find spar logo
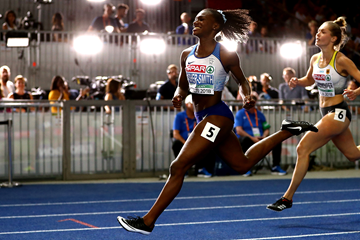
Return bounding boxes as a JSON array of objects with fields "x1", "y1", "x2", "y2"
[
  {"x1": 186, "y1": 64, "x2": 206, "y2": 73},
  {"x1": 313, "y1": 74, "x2": 326, "y2": 81}
]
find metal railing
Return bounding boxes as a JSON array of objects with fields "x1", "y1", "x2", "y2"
[{"x1": 0, "y1": 99, "x2": 358, "y2": 181}]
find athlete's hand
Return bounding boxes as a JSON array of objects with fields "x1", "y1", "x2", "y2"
[
  {"x1": 343, "y1": 89, "x2": 358, "y2": 101},
  {"x1": 172, "y1": 94, "x2": 183, "y2": 109},
  {"x1": 243, "y1": 95, "x2": 255, "y2": 110},
  {"x1": 289, "y1": 77, "x2": 298, "y2": 89}
]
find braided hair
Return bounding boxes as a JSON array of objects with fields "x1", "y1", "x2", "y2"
[{"x1": 206, "y1": 8, "x2": 252, "y2": 43}]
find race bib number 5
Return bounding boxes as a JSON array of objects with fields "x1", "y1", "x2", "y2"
[
  {"x1": 334, "y1": 108, "x2": 346, "y2": 122},
  {"x1": 201, "y1": 122, "x2": 220, "y2": 142}
]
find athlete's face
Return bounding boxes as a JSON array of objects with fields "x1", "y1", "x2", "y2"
[
  {"x1": 315, "y1": 23, "x2": 336, "y2": 48},
  {"x1": 193, "y1": 10, "x2": 217, "y2": 37}
]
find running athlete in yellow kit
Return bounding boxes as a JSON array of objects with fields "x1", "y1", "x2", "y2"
[{"x1": 267, "y1": 17, "x2": 360, "y2": 212}]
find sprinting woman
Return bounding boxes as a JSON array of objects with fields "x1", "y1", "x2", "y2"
[
  {"x1": 117, "y1": 8, "x2": 318, "y2": 234},
  {"x1": 267, "y1": 17, "x2": 360, "y2": 212}
]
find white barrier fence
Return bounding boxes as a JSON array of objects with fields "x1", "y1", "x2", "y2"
[{"x1": 0, "y1": 99, "x2": 358, "y2": 181}]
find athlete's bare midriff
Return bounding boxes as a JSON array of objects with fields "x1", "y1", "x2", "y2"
[{"x1": 192, "y1": 91, "x2": 222, "y2": 112}]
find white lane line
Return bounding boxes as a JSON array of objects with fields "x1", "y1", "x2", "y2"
[
  {"x1": 235, "y1": 230, "x2": 360, "y2": 240},
  {"x1": 1, "y1": 189, "x2": 359, "y2": 208},
  {"x1": 1, "y1": 199, "x2": 360, "y2": 219},
  {"x1": 1, "y1": 212, "x2": 360, "y2": 235}
]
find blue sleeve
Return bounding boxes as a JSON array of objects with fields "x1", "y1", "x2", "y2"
[
  {"x1": 176, "y1": 25, "x2": 184, "y2": 34},
  {"x1": 173, "y1": 113, "x2": 182, "y2": 131},
  {"x1": 234, "y1": 110, "x2": 244, "y2": 128},
  {"x1": 258, "y1": 111, "x2": 267, "y2": 128}
]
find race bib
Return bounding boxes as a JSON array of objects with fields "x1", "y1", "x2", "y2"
[
  {"x1": 314, "y1": 78, "x2": 335, "y2": 97},
  {"x1": 186, "y1": 64, "x2": 215, "y2": 95},
  {"x1": 334, "y1": 108, "x2": 346, "y2": 122},
  {"x1": 201, "y1": 122, "x2": 220, "y2": 142}
]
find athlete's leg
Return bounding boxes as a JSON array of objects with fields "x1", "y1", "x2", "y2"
[
  {"x1": 331, "y1": 127, "x2": 360, "y2": 162},
  {"x1": 217, "y1": 130, "x2": 292, "y2": 173},
  {"x1": 283, "y1": 114, "x2": 350, "y2": 200},
  {"x1": 142, "y1": 115, "x2": 234, "y2": 227}
]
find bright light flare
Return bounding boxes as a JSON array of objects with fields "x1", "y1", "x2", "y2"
[
  {"x1": 140, "y1": 38, "x2": 166, "y2": 54},
  {"x1": 73, "y1": 35, "x2": 103, "y2": 55},
  {"x1": 220, "y1": 38, "x2": 238, "y2": 52},
  {"x1": 280, "y1": 41, "x2": 303, "y2": 59},
  {"x1": 140, "y1": 0, "x2": 161, "y2": 5},
  {"x1": 105, "y1": 25, "x2": 114, "y2": 33}
]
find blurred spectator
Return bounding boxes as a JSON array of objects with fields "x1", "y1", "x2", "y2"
[
  {"x1": 0, "y1": 65, "x2": 15, "y2": 98},
  {"x1": 115, "y1": 3, "x2": 129, "y2": 32},
  {"x1": 248, "y1": 21, "x2": 261, "y2": 38},
  {"x1": 234, "y1": 94, "x2": 286, "y2": 176},
  {"x1": 51, "y1": 12, "x2": 65, "y2": 42},
  {"x1": 258, "y1": 73, "x2": 279, "y2": 100},
  {"x1": 306, "y1": 20, "x2": 318, "y2": 46},
  {"x1": 104, "y1": 78, "x2": 125, "y2": 114},
  {"x1": 314, "y1": 5, "x2": 327, "y2": 23},
  {"x1": 237, "y1": 75, "x2": 259, "y2": 100},
  {"x1": 176, "y1": 12, "x2": 194, "y2": 45},
  {"x1": 127, "y1": 9, "x2": 150, "y2": 33},
  {"x1": 259, "y1": 26, "x2": 274, "y2": 53},
  {"x1": 48, "y1": 76, "x2": 86, "y2": 114},
  {"x1": 88, "y1": 3, "x2": 120, "y2": 33},
  {"x1": 279, "y1": 67, "x2": 309, "y2": 111},
  {"x1": 172, "y1": 95, "x2": 214, "y2": 177},
  {"x1": 8, "y1": 75, "x2": 33, "y2": 112},
  {"x1": 156, "y1": 64, "x2": 178, "y2": 100},
  {"x1": 48, "y1": 76, "x2": 69, "y2": 114},
  {"x1": 2, "y1": 10, "x2": 18, "y2": 30}
]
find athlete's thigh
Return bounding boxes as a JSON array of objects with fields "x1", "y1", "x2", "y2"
[
  {"x1": 175, "y1": 115, "x2": 233, "y2": 167},
  {"x1": 331, "y1": 127, "x2": 360, "y2": 161},
  {"x1": 298, "y1": 113, "x2": 349, "y2": 155},
  {"x1": 216, "y1": 131, "x2": 247, "y2": 167}
]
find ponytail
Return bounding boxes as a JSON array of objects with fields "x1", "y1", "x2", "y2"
[{"x1": 207, "y1": 8, "x2": 252, "y2": 42}]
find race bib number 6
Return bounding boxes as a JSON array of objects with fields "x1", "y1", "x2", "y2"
[
  {"x1": 334, "y1": 108, "x2": 346, "y2": 122},
  {"x1": 201, "y1": 122, "x2": 220, "y2": 142}
]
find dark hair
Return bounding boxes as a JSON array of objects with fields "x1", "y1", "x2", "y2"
[
  {"x1": 136, "y1": 8, "x2": 145, "y2": 14},
  {"x1": 52, "y1": 12, "x2": 64, "y2": 30},
  {"x1": 4, "y1": 10, "x2": 16, "y2": 25},
  {"x1": 206, "y1": 8, "x2": 252, "y2": 42},
  {"x1": 325, "y1": 16, "x2": 348, "y2": 51},
  {"x1": 50, "y1": 76, "x2": 65, "y2": 91},
  {"x1": 117, "y1": 3, "x2": 129, "y2": 10}
]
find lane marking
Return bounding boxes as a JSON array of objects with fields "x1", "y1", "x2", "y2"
[
  {"x1": 1, "y1": 188, "x2": 359, "y2": 208},
  {"x1": 235, "y1": 230, "x2": 360, "y2": 240},
  {"x1": 58, "y1": 218, "x2": 98, "y2": 228},
  {"x1": 0, "y1": 212, "x2": 360, "y2": 235},
  {"x1": 1, "y1": 199, "x2": 360, "y2": 219}
]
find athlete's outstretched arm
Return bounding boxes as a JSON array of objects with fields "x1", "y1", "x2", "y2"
[
  {"x1": 221, "y1": 49, "x2": 254, "y2": 109},
  {"x1": 173, "y1": 49, "x2": 191, "y2": 108},
  {"x1": 339, "y1": 55, "x2": 360, "y2": 100},
  {"x1": 289, "y1": 54, "x2": 316, "y2": 88}
]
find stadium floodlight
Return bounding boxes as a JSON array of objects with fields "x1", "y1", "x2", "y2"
[
  {"x1": 140, "y1": 38, "x2": 166, "y2": 55},
  {"x1": 140, "y1": 0, "x2": 162, "y2": 5},
  {"x1": 73, "y1": 35, "x2": 103, "y2": 55},
  {"x1": 280, "y1": 41, "x2": 303, "y2": 59}
]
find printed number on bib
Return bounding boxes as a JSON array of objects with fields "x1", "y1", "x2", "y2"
[
  {"x1": 334, "y1": 108, "x2": 346, "y2": 122},
  {"x1": 201, "y1": 122, "x2": 220, "y2": 142}
]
